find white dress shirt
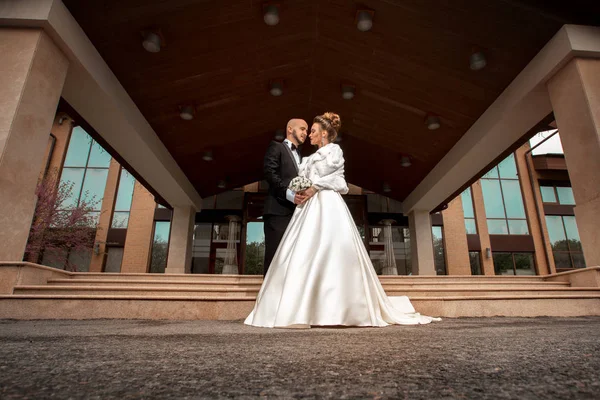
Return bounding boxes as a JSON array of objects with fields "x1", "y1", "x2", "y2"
[{"x1": 283, "y1": 139, "x2": 300, "y2": 203}]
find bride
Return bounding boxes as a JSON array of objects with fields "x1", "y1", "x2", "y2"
[{"x1": 245, "y1": 112, "x2": 440, "y2": 328}]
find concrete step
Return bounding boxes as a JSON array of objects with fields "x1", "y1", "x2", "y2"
[
  {"x1": 14, "y1": 285, "x2": 599, "y2": 298},
  {"x1": 46, "y1": 278, "x2": 570, "y2": 289},
  {"x1": 1, "y1": 294, "x2": 599, "y2": 319},
  {"x1": 67, "y1": 273, "x2": 263, "y2": 283}
]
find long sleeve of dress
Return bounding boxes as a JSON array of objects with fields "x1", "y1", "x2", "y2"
[{"x1": 310, "y1": 145, "x2": 349, "y2": 194}]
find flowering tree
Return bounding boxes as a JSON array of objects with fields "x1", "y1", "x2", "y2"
[{"x1": 25, "y1": 169, "x2": 99, "y2": 271}]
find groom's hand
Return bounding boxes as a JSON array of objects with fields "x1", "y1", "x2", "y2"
[{"x1": 294, "y1": 193, "x2": 307, "y2": 205}]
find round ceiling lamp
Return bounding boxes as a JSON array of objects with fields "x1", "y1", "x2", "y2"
[
  {"x1": 341, "y1": 84, "x2": 355, "y2": 100},
  {"x1": 179, "y1": 105, "x2": 195, "y2": 121},
  {"x1": 269, "y1": 81, "x2": 283, "y2": 96},
  {"x1": 469, "y1": 51, "x2": 487, "y2": 71},
  {"x1": 425, "y1": 115, "x2": 441, "y2": 130},
  {"x1": 202, "y1": 151, "x2": 213, "y2": 161},
  {"x1": 217, "y1": 180, "x2": 227, "y2": 189},
  {"x1": 400, "y1": 156, "x2": 412, "y2": 168},
  {"x1": 263, "y1": 4, "x2": 280, "y2": 26},
  {"x1": 356, "y1": 10, "x2": 374, "y2": 32},
  {"x1": 142, "y1": 31, "x2": 162, "y2": 53},
  {"x1": 383, "y1": 183, "x2": 391, "y2": 193},
  {"x1": 274, "y1": 129, "x2": 285, "y2": 141}
]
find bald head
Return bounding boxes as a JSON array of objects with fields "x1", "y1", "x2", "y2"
[{"x1": 286, "y1": 118, "x2": 308, "y2": 146}]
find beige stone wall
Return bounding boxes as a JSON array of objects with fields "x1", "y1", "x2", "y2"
[
  {"x1": 121, "y1": 182, "x2": 156, "y2": 273},
  {"x1": 0, "y1": 28, "x2": 68, "y2": 261},
  {"x1": 441, "y1": 197, "x2": 471, "y2": 275}
]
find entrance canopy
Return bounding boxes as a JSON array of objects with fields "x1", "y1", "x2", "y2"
[{"x1": 3, "y1": 0, "x2": 600, "y2": 211}]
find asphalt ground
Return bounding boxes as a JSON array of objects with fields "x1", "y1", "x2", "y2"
[{"x1": 1, "y1": 317, "x2": 599, "y2": 399}]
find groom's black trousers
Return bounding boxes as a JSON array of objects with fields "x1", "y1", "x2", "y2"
[{"x1": 263, "y1": 214, "x2": 293, "y2": 276}]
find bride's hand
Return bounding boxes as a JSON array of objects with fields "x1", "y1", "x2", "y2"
[{"x1": 300, "y1": 187, "x2": 317, "y2": 204}]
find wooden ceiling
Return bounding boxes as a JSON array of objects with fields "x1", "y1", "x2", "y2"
[{"x1": 63, "y1": 0, "x2": 600, "y2": 201}]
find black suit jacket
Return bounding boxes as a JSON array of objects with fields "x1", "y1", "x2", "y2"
[{"x1": 263, "y1": 141, "x2": 300, "y2": 216}]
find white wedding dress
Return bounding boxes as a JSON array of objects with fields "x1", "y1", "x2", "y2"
[{"x1": 245, "y1": 143, "x2": 439, "y2": 328}]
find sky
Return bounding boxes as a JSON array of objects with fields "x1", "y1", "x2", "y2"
[
  {"x1": 529, "y1": 129, "x2": 563, "y2": 155},
  {"x1": 246, "y1": 222, "x2": 265, "y2": 244}
]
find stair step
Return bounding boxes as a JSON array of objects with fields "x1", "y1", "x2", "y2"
[{"x1": 14, "y1": 285, "x2": 600, "y2": 298}]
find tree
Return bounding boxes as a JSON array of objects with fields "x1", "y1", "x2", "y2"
[
  {"x1": 244, "y1": 241, "x2": 265, "y2": 275},
  {"x1": 25, "y1": 169, "x2": 99, "y2": 271}
]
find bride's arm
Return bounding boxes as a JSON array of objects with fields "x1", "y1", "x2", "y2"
[{"x1": 310, "y1": 146, "x2": 349, "y2": 194}]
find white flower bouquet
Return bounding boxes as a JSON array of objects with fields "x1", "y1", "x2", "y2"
[{"x1": 289, "y1": 176, "x2": 313, "y2": 192}]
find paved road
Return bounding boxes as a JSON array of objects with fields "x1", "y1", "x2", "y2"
[{"x1": 1, "y1": 317, "x2": 599, "y2": 399}]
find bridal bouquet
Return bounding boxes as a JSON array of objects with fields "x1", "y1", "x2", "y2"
[{"x1": 289, "y1": 176, "x2": 312, "y2": 192}]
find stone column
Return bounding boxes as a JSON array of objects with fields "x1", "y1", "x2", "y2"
[
  {"x1": 441, "y1": 197, "x2": 471, "y2": 275},
  {"x1": 222, "y1": 215, "x2": 241, "y2": 275},
  {"x1": 0, "y1": 28, "x2": 68, "y2": 261},
  {"x1": 408, "y1": 210, "x2": 436, "y2": 275},
  {"x1": 471, "y1": 182, "x2": 495, "y2": 275},
  {"x1": 380, "y1": 219, "x2": 398, "y2": 275},
  {"x1": 547, "y1": 58, "x2": 600, "y2": 268},
  {"x1": 165, "y1": 205, "x2": 196, "y2": 274},
  {"x1": 121, "y1": 182, "x2": 156, "y2": 273}
]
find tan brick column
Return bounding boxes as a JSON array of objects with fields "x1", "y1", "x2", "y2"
[
  {"x1": 441, "y1": 197, "x2": 471, "y2": 275},
  {"x1": 408, "y1": 210, "x2": 436, "y2": 275},
  {"x1": 89, "y1": 159, "x2": 121, "y2": 272},
  {"x1": 165, "y1": 205, "x2": 196, "y2": 274},
  {"x1": 0, "y1": 28, "x2": 68, "y2": 261},
  {"x1": 547, "y1": 58, "x2": 600, "y2": 268},
  {"x1": 121, "y1": 182, "x2": 156, "y2": 273},
  {"x1": 471, "y1": 182, "x2": 495, "y2": 275},
  {"x1": 514, "y1": 145, "x2": 553, "y2": 275}
]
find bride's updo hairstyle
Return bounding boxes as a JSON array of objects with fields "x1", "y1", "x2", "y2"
[{"x1": 314, "y1": 112, "x2": 341, "y2": 142}]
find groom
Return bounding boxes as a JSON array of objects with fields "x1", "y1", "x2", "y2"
[{"x1": 262, "y1": 118, "x2": 308, "y2": 275}]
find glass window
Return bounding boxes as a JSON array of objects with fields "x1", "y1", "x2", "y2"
[
  {"x1": 59, "y1": 167, "x2": 85, "y2": 209},
  {"x1": 431, "y1": 226, "x2": 446, "y2": 275},
  {"x1": 557, "y1": 187, "x2": 575, "y2": 205},
  {"x1": 149, "y1": 221, "x2": 171, "y2": 273},
  {"x1": 461, "y1": 189, "x2": 475, "y2": 218},
  {"x1": 481, "y1": 154, "x2": 528, "y2": 235},
  {"x1": 464, "y1": 219, "x2": 477, "y2": 235},
  {"x1": 63, "y1": 127, "x2": 92, "y2": 167},
  {"x1": 540, "y1": 186, "x2": 557, "y2": 203},
  {"x1": 104, "y1": 247, "x2": 124, "y2": 273},
  {"x1": 87, "y1": 141, "x2": 111, "y2": 168},
  {"x1": 487, "y1": 219, "x2": 508, "y2": 235},
  {"x1": 493, "y1": 252, "x2": 535, "y2": 275},
  {"x1": 498, "y1": 154, "x2": 518, "y2": 179},
  {"x1": 111, "y1": 211, "x2": 130, "y2": 229},
  {"x1": 114, "y1": 169, "x2": 136, "y2": 211},
  {"x1": 192, "y1": 223, "x2": 212, "y2": 274},
  {"x1": 545, "y1": 215, "x2": 585, "y2": 269},
  {"x1": 244, "y1": 222, "x2": 265, "y2": 275},
  {"x1": 80, "y1": 168, "x2": 108, "y2": 208},
  {"x1": 481, "y1": 180, "x2": 505, "y2": 218},
  {"x1": 469, "y1": 252, "x2": 482, "y2": 275}
]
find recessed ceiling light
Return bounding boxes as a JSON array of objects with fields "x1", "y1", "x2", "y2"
[
  {"x1": 470, "y1": 51, "x2": 487, "y2": 71},
  {"x1": 341, "y1": 84, "x2": 355, "y2": 100},
  {"x1": 274, "y1": 129, "x2": 285, "y2": 141},
  {"x1": 202, "y1": 151, "x2": 213, "y2": 161},
  {"x1": 263, "y1": 4, "x2": 280, "y2": 26},
  {"x1": 356, "y1": 10, "x2": 374, "y2": 32},
  {"x1": 425, "y1": 115, "x2": 441, "y2": 130},
  {"x1": 383, "y1": 183, "x2": 391, "y2": 193},
  {"x1": 269, "y1": 81, "x2": 283, "y2": 96},
  {"x1": 401, "y1": 156, "x2": 411, "y2": 168},
  {"x1": 142, "y1": 31, "x2": 161, "y2": 53},
  {"x1": 179, "y1": 105, "x2": 195, "y2": 120},
  {"x1": 217, "y1": 180, "x2": 226, "y2": 189}
]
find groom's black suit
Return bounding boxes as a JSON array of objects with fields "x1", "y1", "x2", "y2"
[{"x1": 263, "y1": 140, "x2": 300, "y2": 275}]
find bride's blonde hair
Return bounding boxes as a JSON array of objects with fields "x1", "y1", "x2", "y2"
[{"x1": 314, "y1": 112, "x2": 341, "y2": 142}]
